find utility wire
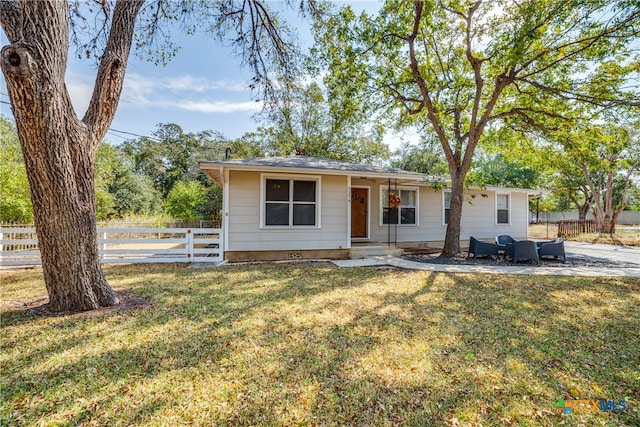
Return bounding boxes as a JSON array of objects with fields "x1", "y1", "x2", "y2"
[{"x1": 108, "y1": 128, "x2": 161, "y2": 142}]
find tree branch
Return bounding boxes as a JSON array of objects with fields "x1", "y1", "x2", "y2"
[
  {"x1": 83, "y1": 0, "x2": 144, "y2": 145},
  {"x1": 0, "y1": 0, "x2": 20, "y2": 42},
  {"x1": 407, "y1": 1, "x2": 453, "y2": 165}
]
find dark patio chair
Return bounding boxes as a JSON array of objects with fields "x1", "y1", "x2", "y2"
[
  {"x1": 537, "y1": 237, "x2": 566, "y2": 262},
  {"x1": 468, "y1": 236, "x2": 499, "y2": 259},
  {"x1": 535, "y1": 239, "x2": 554, "y2": 249},
  {"x1": 495, "y1": 235, "x2": 518, "y2": 255},
  {"x1": 505, "y1": 240, "x2": 539, "y2": 264}
]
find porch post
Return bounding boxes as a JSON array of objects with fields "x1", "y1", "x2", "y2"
[
  {"x1": 387, "y1": 178, "x2": 391, "y2": 247},
  {"x1": 346, "y1": 175, "x2": 352, "y2": 249}
]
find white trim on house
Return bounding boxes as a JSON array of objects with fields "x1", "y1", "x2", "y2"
[
  {"x1": 223, "y1": 168, "x2": 230, "y2": 253},
  {"x1": 259, "y1": 173, "x2": 322, "y2": 229},
  {"x1": 379, "y1": 186, "x2": 420, "y2": 227},
  {"x1": 495, "y1": 192, "x2": 511, "y2": 225},
  {"x1": 351, "y1": 185, "x2": 371, "y2": 241}
]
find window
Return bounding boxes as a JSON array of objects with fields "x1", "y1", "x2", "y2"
[
  {"x1": 443, "y1": 191, "x2": 451, "y2": 225},
  {"x1": 497, "y1": 194, "x2": 509, "y2": 224},
  {"x1": 381, "y1": 188, "x2": 418, "y2": 225},
  {"x1": 264, "y1": 177, "x2": 318, "y2": 227}
]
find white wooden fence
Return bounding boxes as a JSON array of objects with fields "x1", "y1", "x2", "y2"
[{"x1": 0, "y1": 227, "x2": 223, "y2": 267}]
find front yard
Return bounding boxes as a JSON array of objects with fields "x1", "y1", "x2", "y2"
[{"x1": 1, "y1": 264, "x2": 639, "y2": 426}]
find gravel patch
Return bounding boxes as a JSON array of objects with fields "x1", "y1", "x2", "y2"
[{"x1": 402, "y1": 253, "x2": 638, "y2": 269}]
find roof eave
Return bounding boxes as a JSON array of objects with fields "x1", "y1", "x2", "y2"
[{"x1": 199, "y1": 161, "x2": 428, "y2": 182}]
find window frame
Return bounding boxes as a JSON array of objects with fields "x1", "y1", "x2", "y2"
[
  {"x1": 260, "y1": 173, "x2": 321, "y2": 229},
  {"x1": 496, "y1": 193, "x2": 510, "y2": 225},
  {"x1": 379, "y1": 186, "x2": 419, "y2": 226}
]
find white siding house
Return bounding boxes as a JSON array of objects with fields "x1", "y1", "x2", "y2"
[{"x1": 200, "y1": 156, "x2": 536, "y2": 261}]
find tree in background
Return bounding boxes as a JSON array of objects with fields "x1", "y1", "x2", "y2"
[
  {"x1": 0, "y1": 1, "x2": 313, "y2": 312},
  {"x1": 558, "y1": 121, "x2": 639, "y2": 233},
  {"x1": 0, "y1": 116, "x2": 32, "y2": 223},
  {"x1": 257, "y1": 82, "x2": 390, "y2": 163},
  {"x1": 391, "y1": 139, "x2": 448, "y2": 177},
  {"x1": 121, "y1": 123, "x2": 229, "y2": 197},
  {"x1": 466, "y1": 153, "x2": 539, "y2": 190},
  {"x1": 95, "y1": 143, "x2": 162, "y2": 219},
  {"x1": 164, "y1": 180, "x2": 209, "y2": 221},
  {"x1": 315, "y1": 0, "x2": 639, "y2": 256}
]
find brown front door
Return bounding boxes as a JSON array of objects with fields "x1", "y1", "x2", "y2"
[{"x1": 351, "y1": 188, "x2": 368, "y2": 238}]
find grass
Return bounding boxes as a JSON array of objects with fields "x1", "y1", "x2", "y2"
[
  {"x1": 1, "y1": 264, "x2": 639, "y2": 426},
  {"x1": 528, "y1": 223, "x2": 640, "y2": 246}
]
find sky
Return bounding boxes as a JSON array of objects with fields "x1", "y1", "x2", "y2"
[{"x1": 0, "y1": 1, "x2": 416, "y2": 152}]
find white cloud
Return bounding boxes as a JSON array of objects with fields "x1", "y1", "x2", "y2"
[
  {"x1": 165, "y1": 75, "x2": 247, "y2": 92},
  {"x1": 119, "y1": 72, "x2": 251, "y2": 111},
  {"x1": 176, "y1": 100, "x2": 263, "y2": 113}
]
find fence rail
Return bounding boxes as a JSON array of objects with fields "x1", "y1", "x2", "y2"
[
  {"x1": 557, "y1": 220, "x2": 597, "y2": 238},
  {"x1": 0, "y1": 227, "x2": 223, "y2": 267}
]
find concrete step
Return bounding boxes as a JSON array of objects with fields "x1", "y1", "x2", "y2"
[{"x1": 349, "y1": 246, "x2": 404, "y2": 259}]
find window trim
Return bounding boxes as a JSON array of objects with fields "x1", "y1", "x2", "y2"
[
  {"x1": 496, "y1": 193, "x2": 511, "y2": 225},
  {"x1": 260, "y1": 173, "x2": 321, "y2": 229},
  {"x1": 379, "y1": 186, "x2": 419, "y2": 226}
]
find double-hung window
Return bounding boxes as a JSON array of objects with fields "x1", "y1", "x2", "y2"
[
  {"x1": 496, "y1": 194, "x2": 510, "y2": 224},
  {"x1": 381, "y1": 188, "x2": 418, "y2": 225},
  {"x1": 264, "y1": 177, "x2": 319, "y2": 227},
  {"x1": 443, "y1": 191, "x2": 451, "y2": 225}
]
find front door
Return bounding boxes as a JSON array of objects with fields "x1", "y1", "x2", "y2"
[{"x1": 351, "y1": 187, "x2": 368, "y2": 239}]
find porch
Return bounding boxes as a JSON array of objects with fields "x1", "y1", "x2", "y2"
[{"x1": 349, "y1": 241, "x2": 444, "y2": 259}]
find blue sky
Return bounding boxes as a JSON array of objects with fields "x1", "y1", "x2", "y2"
[{"x1": 0, "y1": 2, "x2": 415, "y2": 151}]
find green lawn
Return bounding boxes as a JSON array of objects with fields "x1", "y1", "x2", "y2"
[{"x1": 1, "y1": 264, "x2": 639, "y2": 426}]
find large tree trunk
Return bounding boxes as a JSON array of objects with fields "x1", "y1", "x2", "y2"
[
  {"x1": 1, "y1": 1, "x2": 142, "y2": 312},
  {"x1": 442, "y1": 175, "x2": 465, "y2": 257}
]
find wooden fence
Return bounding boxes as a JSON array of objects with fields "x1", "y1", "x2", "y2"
[
  {"x1": 0, "y1": 227, "x2": 223, "y2": 267},
  {"x1": 557, "y1": 220, "x2": 597, "y2": 238}
]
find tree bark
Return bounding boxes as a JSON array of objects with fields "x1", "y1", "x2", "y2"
[
  {"x1": 1, "y1": 0, "x2": 142, "y2": 312},
  {"x1": 442, "y1": 174, "x2": 465, "y2": 256}
]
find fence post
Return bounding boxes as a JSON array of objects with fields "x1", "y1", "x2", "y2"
[
  {"x1": 100, "y1": 231, "x2": 107, "y2": 260},
  {"x1": 187, "y1": 229, "x2": 194, "y2": 262}
]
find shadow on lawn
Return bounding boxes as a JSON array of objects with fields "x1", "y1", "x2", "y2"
[{"x1": 1, "y1": 264, "x2": 639, "y2": 426}]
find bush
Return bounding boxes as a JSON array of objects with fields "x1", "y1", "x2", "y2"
[{"x1": 164, "y1": 180, "x2": 208, "y2": 220}]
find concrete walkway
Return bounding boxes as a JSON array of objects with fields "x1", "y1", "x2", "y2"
[
  {"x1": 564, "y1": 241, "x2": 640, "y2": 265},
  {"x1": 332, "y1": 242, "x2": 640, "y2": 277}
]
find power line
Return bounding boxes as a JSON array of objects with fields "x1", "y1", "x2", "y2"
[{"x1": 108, "y1": 128, "x2": 161, "y2": 142}]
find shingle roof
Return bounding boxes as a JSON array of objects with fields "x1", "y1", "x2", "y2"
[
  {"x1": 199, "y1": 156, "x2": 537, "y2": 194},
  {"x1": 201, "y1": 156, "x2": 425, "y2": 176},
  {"x1": 199, "y1": 156, "x2": 434, "y2": 186}
]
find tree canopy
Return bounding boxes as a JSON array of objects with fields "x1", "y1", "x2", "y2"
[{"x1": 314, "y1": 0, "x2": 640, "y2": 255}]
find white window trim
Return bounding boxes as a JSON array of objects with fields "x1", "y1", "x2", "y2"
[
  {"x1": 442, "y1": 190, "x2": 451, "y2": 226},
  {"x1": 495, "y1": 192, "x2": 511, "y2": 225},
  {"x1": 379, "y1": 186, "x2": 419, "y2": 226},
  {"x1": 260, "y1": 173, "x2": 321, "y2": 229}
]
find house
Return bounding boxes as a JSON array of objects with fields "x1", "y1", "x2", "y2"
[{"x1": 199, "y1": 156, "x2": 537, "y2": 262}]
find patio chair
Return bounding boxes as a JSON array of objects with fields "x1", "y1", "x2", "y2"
[
  {"x1": 505, "y1": 240, "x2": 539, "y2": 264},
  {"x1": 468, "y1": 236, "x2": 499, "y2": 259},
  {"x1": 495, "y1": 235, "x2": 518, "y2": 255},
  {"x1": 537, "y1": 237, "x2": 566, "y2": 262},
  {"x1": 535, "y1": 239, "x2": 554, "y2": 249}
]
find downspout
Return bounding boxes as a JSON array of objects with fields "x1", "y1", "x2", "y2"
[{"x1": 222, "y1": 167, "x2": 229, "y2": 257}]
